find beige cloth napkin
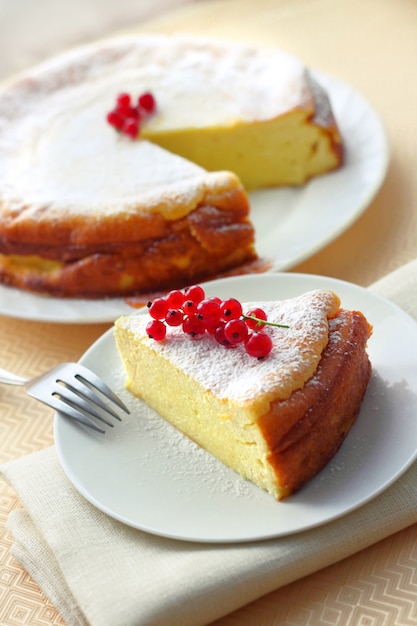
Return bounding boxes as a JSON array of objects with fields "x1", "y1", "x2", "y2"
[{"x1": 2, "y1": 259, "x2": 417, "y2": 626}]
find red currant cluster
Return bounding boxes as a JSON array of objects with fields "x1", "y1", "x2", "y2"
[
  {"x1": 145, "y1": 285, "x2": 287, "y2": 359},
  {"x1": 106, "y1": 91, "x2": 156, "y2": 139}
]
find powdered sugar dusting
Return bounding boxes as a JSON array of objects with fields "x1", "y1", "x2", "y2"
[
  {"x1": 117, "y1": 289, "x2": 341, "y2": 405},
  {"x1": 0, "y1": 78, "x2": 211, "y2": 219}
]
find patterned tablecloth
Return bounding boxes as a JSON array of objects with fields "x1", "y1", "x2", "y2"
[{"x1": 1, "y1": 0, "x2": 417, "y2": 624}]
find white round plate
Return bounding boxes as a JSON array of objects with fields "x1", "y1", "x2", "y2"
[
  {"x1": 0, "y1": 73, "x2": 388, "y2": 323},
  {"x1": 55, "y1": 273, "x2": 417, "y2": 543}
]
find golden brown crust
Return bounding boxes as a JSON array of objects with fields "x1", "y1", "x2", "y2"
[
  {"x1": 307, "y1": 75, "x2": 344, "y2": 172},
  {"x1": 0, "y1": 196, "x2": 256, "y2": 298},
  {"x1": 0, "y1": 168, "x2": 249, "y2": 246},
  {"x1": 258, "y1": 309, "x2": 372, "y2": 498}
]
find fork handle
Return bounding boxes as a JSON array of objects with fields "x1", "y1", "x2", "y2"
[{"x1": 0, "y1": 368, "x2": 26, "y2": 386}]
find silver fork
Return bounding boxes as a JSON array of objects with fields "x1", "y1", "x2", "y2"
[{"x1": 0, "y1": 362, "x2": 129, "y2": 433}]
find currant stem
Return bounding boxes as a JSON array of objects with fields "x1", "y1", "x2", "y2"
[{"x1": 242, "y1": 314, "x2": 289, "y2": 330}]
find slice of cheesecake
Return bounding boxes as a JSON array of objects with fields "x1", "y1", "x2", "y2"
[{"x1": 115, "y1": 289, "x2": 372, "y2": 499}]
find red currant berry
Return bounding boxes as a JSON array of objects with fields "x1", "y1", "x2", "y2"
[
  {"x1": 244, "y1": 307, "x2": 268, "y2": 330},
  {"x1": 122, "y1": 118, "x2": 139, "y2": 139},
  {"x1": 165, "y1": 308, "x2": 184, "y2": 326},
  {"x1": 214, "y1": 324, "x2": 232, "y2": 347},
  {"x1": 196, "y1": 299, "x2": 221, "y2": 327},
  {"x1": 116, "y1": 92, "x2": 131, "y2": 109},
  {"x1": 138, "y1": 92, "x2": 156, "y2": 113},
  {"x1": 220, "y1": 297, "x2": 243, "y2": 321},
  {"x1": 182, "y1": 315, "x2": 205, "y2": 337},
  {"x1": 106, "y1": 110, "x2": 124, "y2": 129},
  {"x1": 146, "y1": 319, "x2": 166, "y2": 340},
  {"x1": 166, "y1": 289, "x2": 185, "y2": 309},
  {"x1": 245, "y1": 332, "x2": 273, "y2": 358},
  {"x1": 204, "y1": 320, "x2": 220, "y2": 335},
  {"x1": 125, "y1": 105, "x2": 140, "y2": 120},
  {"x1": 182, "y1": 299, "x2": 198, "y2": 315},
  {"x1": 224, "y1": 319, "x2": 248, "y2": 344},
  {"x1": 184, "y1": 284, "x2": 205, "y2": 304},
  {"x1": 148, "y1": 297, "x2": 168, "y2": 320}
]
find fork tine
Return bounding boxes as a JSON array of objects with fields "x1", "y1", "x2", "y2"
[
  {"x1": 59, "y1": 406, "x2": 106, "y2": 433},
  {"x1": 51, "y1": 383, "x2": 117, "y2": 427},
  {"x1": 74, "y1": 364, "x2": 130, "y2": 414},
  {"x1": 39, "y1": 393, "x2": 107, "y2": 433},
  {"x1": 55, "y1": 376, "x2": 123, "y2": 421}
]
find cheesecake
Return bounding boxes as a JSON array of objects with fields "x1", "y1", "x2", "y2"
[
  {"x1": 114, "y1": 289, "x2": 372, "y2": 499},
  {"x1": 0, "y1": 34, "x2": 343, "y2": 298}
]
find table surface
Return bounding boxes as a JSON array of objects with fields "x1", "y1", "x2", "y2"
[{"x1": 1, "y1": 0, "x2": 417, "y2": 624}]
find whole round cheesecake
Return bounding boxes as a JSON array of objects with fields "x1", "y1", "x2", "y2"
[{"x1": 0, "y1": 34, "x2": 343, "y2": 298}]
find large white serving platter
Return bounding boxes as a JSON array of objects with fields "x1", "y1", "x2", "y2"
[
  {"x1": 0, "y1": 72, "x2": 388, "y2": 323},
  {"x1": 54, "y1": 273, "x2": 417, "y2": 543}
]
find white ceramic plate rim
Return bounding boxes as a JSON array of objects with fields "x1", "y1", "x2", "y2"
[
  {"x1": 0, "y1": 72, "x2": 388, "y2": 323},
  {"x1": 55, "y1": 273, "x2": 417, "y2": 543}
]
